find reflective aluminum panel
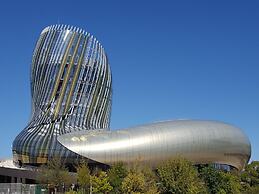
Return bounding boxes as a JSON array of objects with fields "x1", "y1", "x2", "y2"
[{"x1": 58, "y1": 120, "x2": 251, "y2": 170}]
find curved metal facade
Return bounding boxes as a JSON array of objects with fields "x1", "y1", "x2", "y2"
[
  {"x1": 58, "y1": 120, "x2": 251, "y2": 170},
  {"x1": 12, "y1": 24, "x2": 251, "y2": 170},
  {"x1": 13, "y1": 25, "x2": 112, "y2": 164}
]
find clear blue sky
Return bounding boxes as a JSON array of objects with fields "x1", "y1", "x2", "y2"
[{"x1": 0, "y1": 1, "x2": 258, "y2": 161}]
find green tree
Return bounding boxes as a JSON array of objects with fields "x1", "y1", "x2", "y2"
[
  {"x1": 241, "y1": 161, "x2": 259, "y2": 187},
  {"x1": 121, "y1": 164, "x2": 159, "y2": 194},
  {"x1": 91, "y1": 171, "x2": 113, "y2": 194},
  {"x1": 107, "y1": 162, "x2": 128, "y2": 193},
  {"x1": 199, "y1": 165, "x2": 222, "y2": 194},
  {"x1": 245, "y1": 186, "x2": 259, "y2": 194},
  {"x1": 200, "y1": 165, "x2": 241, "y2": 194},
  {"x1": 37, "y1": 157, "x2": 75, "y2": 192},
  {"x1": 141, "y1": 166, "x2": 159, "y2": 194},
  {"x1": 220, "y1": 171, "x2": 241, "y2": 194},
  {"x1": 240, "y1": 161, "x2": 259, "y2": 193},
  {"x1": 121, "y1": 169, "x2": 146, "y2": 194},
  {"x1": 157, "y1": 157, "x2": 207, "y2": 194},
  {"x1": 77, "y1": 162, "x2": 91, "y2": 193}
]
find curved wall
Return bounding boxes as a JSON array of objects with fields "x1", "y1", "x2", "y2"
[
  {"x1": 58, "y1": 120, "x2": 251, "y2": 170},
  {"x1": 12, "y1": 24, "x2": 251, "y2": 170},
  {"x1": 13, "y1": 25, "x2": 112, "y2": 164}
]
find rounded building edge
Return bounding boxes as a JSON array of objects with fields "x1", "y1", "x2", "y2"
[{"x1": 58, "y1": 120, "x2": 251, "y2": 171}]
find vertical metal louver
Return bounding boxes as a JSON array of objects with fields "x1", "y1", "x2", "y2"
[{"x1": 12, "y1": 25, "x2": 112, "y2": 164}]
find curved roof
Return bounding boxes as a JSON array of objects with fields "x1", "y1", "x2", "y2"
[{"x1": 58, "y1": 120, "x2": 251, "y2": 170}]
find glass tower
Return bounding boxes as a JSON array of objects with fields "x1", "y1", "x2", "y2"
[{"x1": 12, "y1": 25, "x2": 112, "y2": 164}]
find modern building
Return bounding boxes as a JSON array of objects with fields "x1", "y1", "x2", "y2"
[
  {"x1": 12, "y1": 25, "x2": 112, "y2": 165},
  {"x1": 58, "y1": 120, "x2": 250, "y2": 170},
  {"x1": 12, "y1": 24, "x2": 251, "y2": 171}
]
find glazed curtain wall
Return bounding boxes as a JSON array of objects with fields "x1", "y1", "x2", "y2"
[{"x1": 12, "y1": 25, "x2": 112, "y2": 164}]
